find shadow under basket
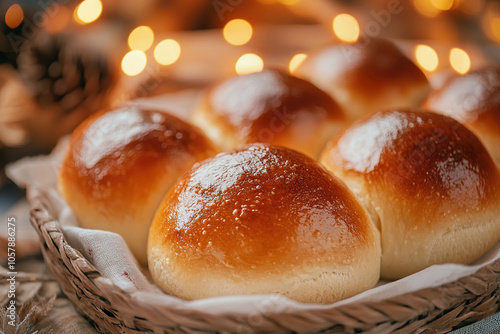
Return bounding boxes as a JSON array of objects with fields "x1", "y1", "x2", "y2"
[{"x1": 29, "y1": 187, "x2": 500, "y2": 334}]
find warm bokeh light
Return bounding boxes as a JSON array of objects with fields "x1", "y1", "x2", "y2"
[
  {"x1": 332, "y1": 14, "x2": 360, "y2": 43},
  {"x1": 289, "y1": 53, "x2": 307, "y2": 74},
  {"x1": 223, "y1": 19, "x2": 253, "y2": 46},
  {"x1": 154, "y1": 39, "x2": 181, "y2": 65},
  {"x1": 235, "y1": 53, "x2": 264, "y2": 75},
  {"x1": 415, "y1": 44, "x2": 439, "y2": 72},
  {"x1": 74, "y1": 0, "x2": 102, "y2": 24},
  {"x1": 121, "y1": 50, "x2": 147, "y2": 76},
  {"x1": 5, "y1": 4, "x2": 24, "y2": 29},
  {"x1": 449, "y1": 48, "x2": 471, "y2": 74},
  {"x1": 414, "y1": 0, "x2": 441, "y2": 17},
  {"x1": 430, "y1": 0, "x2": 454, "y2": 11},
  {"x1": 128, "y1": 26, "x2": 154, "y2": 51}
]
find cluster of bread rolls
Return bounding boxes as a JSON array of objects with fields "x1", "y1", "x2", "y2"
[{"x1": 58, "y1": 37, "x2": 500, "y2": 304}]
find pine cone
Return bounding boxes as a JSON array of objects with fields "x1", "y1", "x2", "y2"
[{"x1": 17, "y1": 32, "x2": 117, "y2": 115}]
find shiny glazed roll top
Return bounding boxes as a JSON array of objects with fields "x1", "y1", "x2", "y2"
[
  {"x1": 296, "y1": 38, "x2": 430, "y2": 121},
  {"x1": 321, "y1": 109, "x2": 500, "y2": 280},
  {"x1": 148, "y1": 144, "x2": 380, "y2": 303},
  {"x1": 58, "y1": 105, "x2": 217, "y2": 264},
  {"x1": 194, "y1": 68, "x2": 346, "y2": 158}
]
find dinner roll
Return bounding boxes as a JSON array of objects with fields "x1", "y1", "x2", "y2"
[
  {"x1": 148, "y1": 144, "x2": 380, "y2": 303},
  {"x1": 320, "y1": 109, "x2": 500, "y2": 280},
  {"x1": 59, "y1": 105, "x2": 217, "y2": 264},
  {"x1": 296, "y1": 38, "x2": 430, "y2": 121},
  {"x1": 193, "y1": 69, "x2": 346, "y2": 158},
  {"x1": 424, "y1": 66, "x2": 500, "y2": 163}
]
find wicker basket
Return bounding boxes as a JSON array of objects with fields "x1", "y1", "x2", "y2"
[{"x1": 29, "y1": 187, "x2": 500, "y2": 334}]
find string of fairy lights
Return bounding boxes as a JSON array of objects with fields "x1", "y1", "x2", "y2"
[{"x1": 2, "y1": 0, "x2": 498, "y2": 78}]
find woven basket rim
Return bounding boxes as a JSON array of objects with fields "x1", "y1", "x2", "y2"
[{"x1": 28, "y1": 186, "x2": 500, "y2": 333}]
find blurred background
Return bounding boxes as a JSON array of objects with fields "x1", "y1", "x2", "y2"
[{"x1": 0, "y1": 0, "x2": 499, "y2": 212}]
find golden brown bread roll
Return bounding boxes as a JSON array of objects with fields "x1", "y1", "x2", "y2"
[
  {"x1": 424, "y1": 66, "x2": 500, "y2": 163},
  {"x1": 296, "y1": 38, "x2": 430, "y2": 121},
  {"x1": 58, "y1": 105, "x2": 217, "y2": 264},
  {"x1": 320, "y1": 109, "x2": 500, "y2": 280},
  {"x1": 148, "y1": 144, "x2": 380, "y2": 303},
  {"x1": 193, "y1": 69, "x2": 346, "y2": 158}
]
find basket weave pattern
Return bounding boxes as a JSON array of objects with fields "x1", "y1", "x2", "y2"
[{"x1": 29, "y1": 188, "x2": 500, "y2": 333}]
